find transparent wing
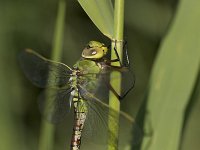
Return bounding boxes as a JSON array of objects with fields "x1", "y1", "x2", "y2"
[
  {"x1": 38, "y1": 87, "x2": 72, "y2": 123},
  {"x1": 19, "y1": 49, "x2": 72, "y2": 88},
  {"x1": 103, "y1": 65, "x2": 135, "y2": 99},
  {"x1": 79, "y1": 92, "x2": 142, "y2": 150},
  {"x1": 79, "y1": 65, "x2": 135, "y2": 103}
]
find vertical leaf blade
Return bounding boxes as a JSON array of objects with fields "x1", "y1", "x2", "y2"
[
  {"x1": 78, "y1": 0, "x2": 114, "y2": 38},
  {"x1": 141, "y1": 0, "x2": 200, "y2": 149},
  {"x1": 180, "y1": 71, "x2": 200, "y2": 150}
]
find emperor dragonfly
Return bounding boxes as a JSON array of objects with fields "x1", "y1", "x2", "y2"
[{"x1": 19, "y1": 41, "x2": 138, "y2": 150}]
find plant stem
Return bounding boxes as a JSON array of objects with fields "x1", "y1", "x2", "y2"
[
  {"x1": 113, "y1": 0, "x2": 124, "y2": 41},
  {"x1": 51, "y1": 0, "x2": 66, "y2": 60},
  {"x1": 38, "y1": 1, "x2": 66, "y2": 150},
  {"x1": 108, "y1": 0, "x2": 124, "y2": 150}
]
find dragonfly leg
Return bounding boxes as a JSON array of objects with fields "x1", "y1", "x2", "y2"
[
  {"x1": 122, "y1": 40, "x2": 130, "y2": 67},
  {"x1": 104, "y1": 77, "x2": 126, "y2": 100},
  {"x1": 103, "y1": 58, "x2": 120, "y2": 66},
  {"x1": 103, "y1": 70, "x2": 135, "y2": 101},
  {"x1": 108, "y1": 82, "x2": 134, "y2": 100},
  {"x1": 112, "y1": 39, "x2": 130, "y2": 67},
  {"x1": 108, "y1": 83, "x2": 132, "y2": 100},
  {"x1": 113, "y1": 39, "x2": 123, "y2": 67}
]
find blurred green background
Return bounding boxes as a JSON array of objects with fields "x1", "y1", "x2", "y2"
[{"x1": 0, "y1": 0, "x2": 200, "y2": 150}]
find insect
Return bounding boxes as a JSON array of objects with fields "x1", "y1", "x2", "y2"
[{"x1": 19, "y1": 41, "x2": 136, "y2": 150}]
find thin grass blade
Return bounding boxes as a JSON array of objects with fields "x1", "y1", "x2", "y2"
[
  {"x1": 78, "y1": 0, "x2": 114, "y2": 38},
  {"x1": 141, "y1": 0, "x2": 200, "y2": 149}
]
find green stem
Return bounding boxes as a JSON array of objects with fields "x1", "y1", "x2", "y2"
[
  {"x1": 38, "y1": 1, "x2": 66, "y2": 150},
  {"x1": 108, "y1": 0, "x2": 124, "y2": 150},
  {"x1": 51, "y1": 0, "x2": 66, "y2": 60},
  {"x1": 113, "y1": 0, "x2": 124, "y2": 41}
]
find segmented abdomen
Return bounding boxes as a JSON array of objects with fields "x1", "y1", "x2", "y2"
[{"x1": 70, "y1": 89, "x2": 87, "y2": 150}]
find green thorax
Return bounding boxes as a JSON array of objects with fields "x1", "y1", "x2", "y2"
[
  {"x1": 71, "y1": 59, "x2": 101, "y2": 113},
  {"x1": 72, "y1": 59, "x2": 102, "y2": 102},
  {"x1": 73, "y1": 59, "x2": 101, "y2": 74}
]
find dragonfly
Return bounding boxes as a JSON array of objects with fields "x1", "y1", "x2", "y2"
[{"x1": 19, "y1": 41, "x2": 137, "y2": 150}]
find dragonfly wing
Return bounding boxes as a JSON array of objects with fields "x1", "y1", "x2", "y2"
[
  {"x1": 19, "y1": 49, "x2": 72, "y2": 88},
  {"x1": 79, "y1": 65, "x2": 135, "y2": 103},
  {"x1": 101, "y1": 65, "x2": 135, "y2": 99},
  {"x1": 80, "y1": 95, "x2": 142, "y2": 149},
  {"x1": 78, "y1": 66, "x2": 138, "y2": 149},
  {"x1": 38, "y1": 87, "x2": 72, "y2": 123}
]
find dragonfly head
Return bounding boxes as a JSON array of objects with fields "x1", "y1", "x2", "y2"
[{"x1": 82, "y1": 41, "x2": 108, "y2": 60}]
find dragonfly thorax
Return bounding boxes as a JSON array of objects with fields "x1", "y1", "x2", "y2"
[{"x1": 73, "y1": 59, "x2": 101, "y2": 75}]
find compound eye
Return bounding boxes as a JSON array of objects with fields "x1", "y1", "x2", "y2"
[{"x1": 90, "y1": 49, "x2": 97, "y2": 55}]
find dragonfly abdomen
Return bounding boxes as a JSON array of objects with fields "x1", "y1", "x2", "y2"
[
  {"x1": 70, "y1": 89, "x2": 87, "y2": 150},
  {"x1": 70, "y1": 111, "x2": 87, "y2": 150}
]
